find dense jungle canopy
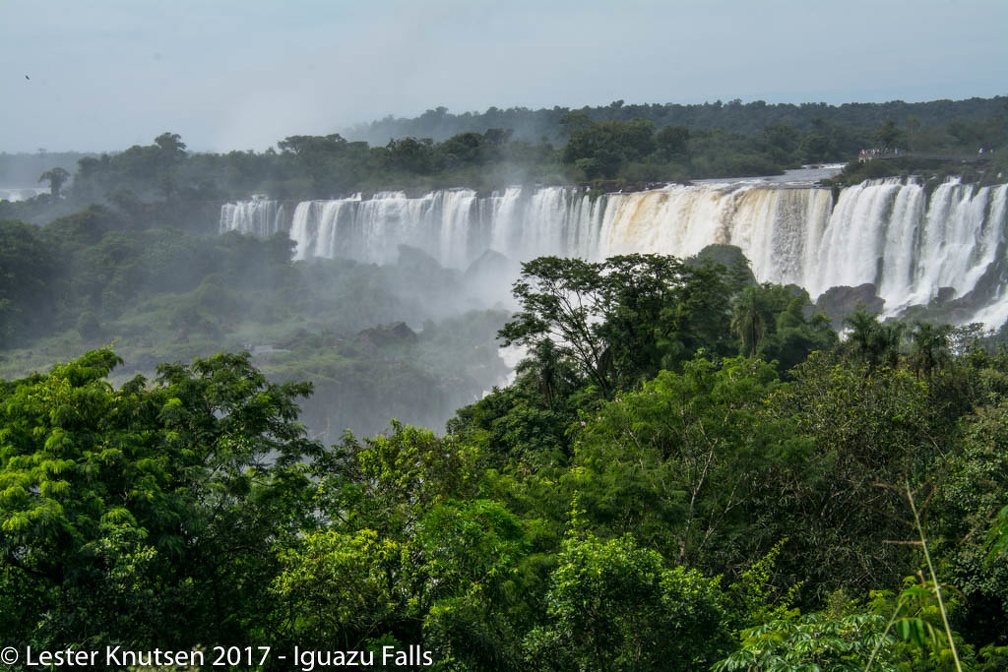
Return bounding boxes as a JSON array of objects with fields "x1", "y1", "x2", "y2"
[{"x1": 2, "y1": 96, "x2": 1008, "y2": 670}]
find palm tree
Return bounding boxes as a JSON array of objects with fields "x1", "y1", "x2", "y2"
[
  {"x1": 515, "y1": 338, "x2": 584, "y2": 408},
  {"x1": 731, "y1": 286, "x2": 766, "y2": 358},
  {"x1": 38, "y1": 166, "x2": 69, "y2": 198},
  {"x1": 845, "y1": 308, "x2": 903, "y2": 372},
  {"x1": 908, "y1": 321, "x2": 950, "y2": 380}
]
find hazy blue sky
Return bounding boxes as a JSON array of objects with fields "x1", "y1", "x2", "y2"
[{"x1": 2, "y1": 0, "x2": 1006, "y2": 153}]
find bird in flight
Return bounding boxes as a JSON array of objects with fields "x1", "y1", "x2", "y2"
[{"x1": 25, "y1": 74, "x2": 30, "y2": 80}]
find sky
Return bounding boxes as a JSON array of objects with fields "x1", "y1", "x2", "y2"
[{"x1": 2, "y1": 0, "x2": 1006, "y2": 154}]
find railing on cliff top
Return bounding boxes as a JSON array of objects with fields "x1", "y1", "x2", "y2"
[{"x1": 858, "y1": 148, "x2": 995, "y2": 163}]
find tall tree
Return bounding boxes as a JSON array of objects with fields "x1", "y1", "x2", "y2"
[
  {"x1": 0, "y1": 349, "x2": 322, "y2": 650},
  {"x1": 524, "y1": 533, "x2": 731, "y2": 671},
  {"x1": 38, "y1": 166, "x2": 69, "y2": 198}
]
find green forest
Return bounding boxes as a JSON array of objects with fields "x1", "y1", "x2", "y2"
[
  {"x1": 2, "y1": 96, "x2": 1006, "y2": 219},
  {"x1": 4, "y1": 257, "x2": 1008, "y2": 670},
  {"x1": 2, "y1": 96, "x2": 1008, "y2": 670}
]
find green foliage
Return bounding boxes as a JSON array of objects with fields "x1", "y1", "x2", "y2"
[
  {"x1": 499, "y1": 253, "x2": 741, "y2": 399},
  {"x1": 0, "y1": 219, "x2": 58, "y2": 345},
  {"x1": 0, "y1": 348, "x2": 322, "y2": 650},
  {"x1": 524, "y1": 533, "x2": 731, "y2": 672},
  {"x1": 844, "y1": 307, "x2": 905, "y2": 371},
  {"x1": 727, "y1": 538, "x2": 800, "y2": 630},
  {"x1": 38, "y1": 166, "x2": 70, "y2": 198},
  {"x1": 937, "y1": 398, "x2": 1008, "y2": 646},
  {"x1": 569, "y1": 356, "x2": 791, "y2": 569},
  {"x1": 561, "y1": 114, "x2": 658, "y2": 179},
  {"x1": 714, "y1": 611, "x2": 894, "y2": 671},
  {"x1": 272, "y1": 527, "x2": 408, "y2": 647},
  {"x1": 763, "y1": 350, "x2": 950, "y2": 598},
  {"x1": 322, "y1": 421, "x2": 481, "y2": 536},
  {"x1": 731, "y1": 283, "x2": 837, "y2": 373}
]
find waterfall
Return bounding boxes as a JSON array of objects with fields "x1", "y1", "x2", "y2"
[
  {"x1": 220, "y1": 196, "x2": 285, "y2": 237},
  {"x1": 281, "y1": 188, "x2": 608, "y2": 267},
  {"x1": 220, "y1": 180, "x2": 1008, "y2": 327}
]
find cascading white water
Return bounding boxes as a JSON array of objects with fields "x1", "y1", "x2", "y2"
[
  {"x1": 219, "y1": 197, "x2": 285, "y2": 237},
  {"x1": 220, "y1": 179, "x2": 1008, "y2": 326},
  {"x1": 275, "y1": 188, "x2": 608, "y2": 267}
]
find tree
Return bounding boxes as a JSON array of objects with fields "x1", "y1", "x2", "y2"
[
  {"x1": 763, "y1": 350, "x2": 946, "y2": 597},
  {"x1": 874, "y1": 119, "x2": 906, "y2": 148},
  {"x1": 385, "y1": 136, "x2": 436, "y2": 174},
  {"x1": 714, "y1": 611, "x2": 894, "y2": 671},
  {"x1": 500, "y1": 253, "x2": 740, "y2": 399},
  {"x1": 561, "y1": 115, "x2": 657, "y2": 179},
  {"x1": 272, "y1": 528, "x2": 408, "y2": 649},
  {"x1": 499, "y1": 256, "x2": 611, "y2": 394},
  {"x1": 319, "y1": 420, "x2": 480, "y2": 537},
  {"x1": 731, "y1": 285, "x2": 767, "y2": 357},
  {"x1": 153, "y1": 131, "x2": 187, "y2": 159},
  {"x1": 906, "y1": 115, "x2": 922, "y2": 150},
  {"x1": 656, "y1": 125, "x2": 690, "y2": 159},
  {"x1": 38, "y1": 166, "x2": 69, "y2": 198},
  {"x1": 0, "y1": 219, "x2": 57, "y2": 345},
  {"x1": 908, "y1": 321, "x2": 951, "y2": 381},
  {"x1": 845, "y1": 307, "x2": 903, "y2": 372},
  {"x1": 153, "y1": 132, "x2": 187, "y2": 199},
  {"x1": 0, "y1": 349, "x2": 322, "y2": 650},
  {"x1": 524, "y1": 534, "x2": 731, "y2": 671},
  {"x1": 730, "y1": 283, "x2": 838, "y2": 372},
  {"x1": 569, "y1": 356, "x2": 790, "y2": 569}
]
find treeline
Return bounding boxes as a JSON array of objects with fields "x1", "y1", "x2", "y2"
[
  {"x1": 3, "y1": 97, "x2": 1006, "y2": 225},
  {"x1": 349, "y1": 97, "x2": 1008, "y2": 145},
  {"x1": 3, "y1": 251, "x2": 1008, "y2": 669}
]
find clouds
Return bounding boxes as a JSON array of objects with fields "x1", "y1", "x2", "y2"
[{"x1": 2, "y1": 0, "x2": 1006, "y2": 154}]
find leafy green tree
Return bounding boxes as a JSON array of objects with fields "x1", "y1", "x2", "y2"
[
  {"x1": 513, "y1": 338, "x2": 580, "y2": 410},
  {"x1": 417, "y1": 499, "x2": 530, "y2": 670},
  {"x1": 906, "y1": 115, "x2": 923, "y2": 150},
  {"x1": 730, "y1": 283, "x2": 837, "y2": 372},
  {"x1": 937, "y1": 398, "x2": 1008, "y2": 649},
  {"x1": 908, "y1": 321, "x2": 951, "y2": 381},
  {"x1": 568, "y1": 356, "x2": 790, "y2": 569},
  {"x1": 874, "y1": 119, "x2": 908, "y2": 148},
  {"x1": 656, "y1": 125, "x2": 690, "y2": 159},
  {"x1": 714, "y1": 611, "x2": 894, "y2": 671},
  {"x1": 448, "y1": 378, "x2": 581, "y2": 473},
  {"x1": 764, "y1": 351, "x2": 946, "y2": 598},
  {"x1": 845, "y1": 307, "x2": 904, "y2": 372},
  {"x1": 386, "y1": 136, "x2": 437, "y2": 174},
  {"x1": 561, "y1": 115, "x2": 657, "y2": 180},
  {"x1": 524, "y1": 533, "x2": 731, "y2": 671},
  {"x1": 0, "y1": 349, "x2": 322, "y2": 650},
  {"x1": 272, "y1": 528, "x2": 408, "y2": 649},
  {"x1": 761, "y1": 121, "x2": 801, "y2": 164},
  {"x1": 500, "y1": 253, "x2": 740, "y2": 399},
  {"x1": 38, "y1": 166, "x2": 69, "y2": 198},
  {"x1": 499, "y1": 256, "x2": 611, "y2": 394},
  {"x1": 153, "y1": 132, "x2": 187, "y2": 199},
  {"x1": 731, "y1": 285, "x2": 768, "y2": 357},
  {"x1": 0, "y1": 219, "x2": 57, "y2": 344},
  {"x1": 317, "y1": 421, "x2": 481, "y2": 541}
]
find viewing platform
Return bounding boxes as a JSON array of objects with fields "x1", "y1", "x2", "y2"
[{"x1": 858, "y1": 148, "x2": 994, "y2": 163}]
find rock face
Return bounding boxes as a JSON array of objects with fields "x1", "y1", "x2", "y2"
[{"x1": 816, "y1": 284, "x2": 885, "y2": 329}]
